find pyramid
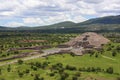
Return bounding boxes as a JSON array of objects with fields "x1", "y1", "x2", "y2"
[{"x1": 65, "y1": 32, "x2": 110, "y2": 49}]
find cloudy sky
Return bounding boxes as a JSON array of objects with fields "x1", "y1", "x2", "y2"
[{"x1": 0, "y1": 0, "x2": 120, "y2": 27}]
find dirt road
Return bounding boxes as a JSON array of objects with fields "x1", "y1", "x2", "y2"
[{"x1": 0, "y1": 48, "x2": 71, "y2": 66}]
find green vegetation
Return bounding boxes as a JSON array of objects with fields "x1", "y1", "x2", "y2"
[
  {"x1": 0, "y1": 51, "x2": 120, "y2": 80},
  {"x1": 0, "y1": 31, "x2": 120, "y2": 80},
  {"x1": 0, "y1": 32, "x2": 77, "y2": 58},
  {"x1": 0, "y1": 15, "x2": 120, "y2": 33}
]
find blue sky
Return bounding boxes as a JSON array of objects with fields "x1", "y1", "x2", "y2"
[{"x1": 0, "y1": 0, "x2": 120, "y2": 27}]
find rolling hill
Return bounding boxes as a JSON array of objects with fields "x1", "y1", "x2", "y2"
[
  {"x1": 77, "y1": 15, "x2": 120, "y2": 25},
  {"x1": 41, "y1": 21, "x2": 76, "y2": 29},
  {"x1": 0, "y1": 15, "x2": 120, "y2": 32}
]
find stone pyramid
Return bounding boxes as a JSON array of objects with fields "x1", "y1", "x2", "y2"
[{"x1": 65, "y1": 32, "x2": 110, "y2": 49}]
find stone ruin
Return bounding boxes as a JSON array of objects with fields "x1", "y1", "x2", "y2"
[
  {"x1": 0, "y1": 32, "x2": 111, "y2": 62},
  {"x1": 63, "y1": 32, "x2": 110, "y2": 55}
]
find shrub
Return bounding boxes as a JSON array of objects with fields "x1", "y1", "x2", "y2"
[
  {"x1": 66, "y1": 65, "x2": 77, "y2": 71},
  {"x1": 106, "y1": 67, "x2": 114, "y2": 74},
  {"x1": 31, "y1": 66, "x2": 37, "y2": 71},
  {"x1": 112, "y1": 51, "x2": 117, "y2": 56},
  {"x1": 116, "y1": 46, "x2": 120, "y2": 52},
  {"x1": 70, "y1": 53, "x2": 75, "y2": 57},
  {"x1": 74, "y1": 72, "x2": 81, "y2": 77},
  {"x1": 34, "y1": 74, "x2": 44, "y2": 80},
  {"x1": 34, "y1": 74, "x2": 40, "y2": 80},
  {"x1": 13, "y1": 50, "x2": 19, "y2": 54},
  {"x1": 117, "y1": 77, "x2": 120, "y2": 80},
  {"x1": 96, "y1": 67, "x2": 101, "y2": 72},
  {"x1": 35, "y1": 62, "x2": 41, "y2": 68},
  {"x1": 0, "y1": 69, "x2": 2, "y2": 75},
  {"x1": 18, "y1": 72, "x2": 24, "y2": 78},
  {"x1": 17, "y1": 59, "x2": 23, "y2": 64},
  {"x1": 49, "y1": 72, "x2": 55, "y2": 77},
  {"x1": 60, "y1": 72, "x2": 69, "y2": 80},
  {"x1": 95, "y1": 53, "x2": 98, "y2": 58},
  {"x1": 72, "y1": 76, "x2": 78, "y2": 80},
  {"x1": 7, "y1": 65, "x2": 11, "y2": 72},
  {"x1": 25, "y1": 69, "x2": 30, "y2": 74}
]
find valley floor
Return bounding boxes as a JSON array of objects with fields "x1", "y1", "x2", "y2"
[
  {"x1": 0, "y1": 32, "x2": 120, "y2": 80},
  {"x1": 0, "y1": 53, "x2": 120, "y2": 80}
]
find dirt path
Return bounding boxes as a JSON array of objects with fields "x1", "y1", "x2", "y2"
[
  {"x1": 0, "y1": 50, "x2": 116, "y2": 66},
  {"x1": 0, "y1": 48, "x2": 71, "y2": 66},
  {"x1": 0, "y1": 53, "x2": 50, "y2": 66},
  {"x1": 102, "y1": 55, "x2": 116, "y2": 60}
]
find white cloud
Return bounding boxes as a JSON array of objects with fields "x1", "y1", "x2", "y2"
[
  {"x1": 0, "y1": 11, "x2": 15, "y2": 16},
  {"x1": 4, "y1": 22, "x2": 24, "y2": 27},
  {"x1": 45, "y1": 14, "x2": 70, "y2": 24},
  {"x1": 23, "y1": 17, "x2": 44, "y2": 24},
  {"x1": 72, "y1": 16, "x2": 87, "y2": 23},
  {"x1": 83, "y1": 0, "x2": 103, "y2": 4},
  {"x1": 0, "y1": 0, "x2": 119, "y2": 27},
  {"x1": 21, "y1": 0, "x2": 48, "y2": 9}
]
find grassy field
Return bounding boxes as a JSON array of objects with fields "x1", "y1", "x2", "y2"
[
  {"x1": 0, "y1": 50, "x2": 119, "y2": 80},
  {"x1": 0, "y1": 32, "x2": 120, "y2": 80}
]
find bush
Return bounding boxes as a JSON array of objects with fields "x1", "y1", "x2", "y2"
[
  {"x1": 88, "y1": 50, "x2": 95, "y2": 56},
  {"x1": 60, "y1": 72, "x2": 69, "y2": 80},
  {"x1": 66, "y1": 65, "x2": 77, "y2": 71},
  {"x1": 17, "y1": 59, "x2": 23, "y2": 64},
  {"x1": 35, "y1": 62, "x2": 41, "y2": 68},
  {"x1": 79, "y1": 67, "x2": 86, "y2": 71},
  {"x1": 25, "y1": 69, "x2": 30, "y2": 74},
  {"x1": 117, "y1": 77, "x2": 120, "y2": 80},
  {"x1": 74, "y1": 72, "x2": 81, "y2": 77},
  {"x1": 41, "y1": 62, "x2": 48, "y2": 69},
  {"x1": 0, "y1": 69, "x2": 2, "y2": 75},
  {"x1": 34, "y1": 74, "x2": 44, "y2": 80},
  {"x1": 112, "y1": 51, "x2": 117, "y2": 56},
  {"x1": 70, "y1": 53, "x2": 75, "y2": 57},
  {"x1": 34, "y1": 74, "x2": 40, "y2": 80},
  {"x1": 107, "y1": 47, "x2": 112, "y2": 51},
  {"x1": 106, "y1": 67, "x2": 114, "y2": 74},
  {"x1": 31, "y1": 66, "x2": 37, "y2": 71},
  {"x1": 13, "y1": 50, "x2": 19, "y2": 54},
  {"x1": 49, "y1": 72, "x2": 55, "y2": 77},
  {"x1": 7, "y1": 65, "x2": 11, "y2": 72},
  {"x1": 18, "y1": 72, "x2": 24, "y2": 78},
  {"x1": 116, "y1": 46, "x2": 120, "y2": 52},
  {"x1": 96, "y1": 67, "x2": 102, "y2": 72},
  {"x1": 72, "y1": 76, "x2": 78, "y2": 80},
  {"x1": 51, "y1": 63, "x2": 63, "y2": 71},
  {"x1": 79, "y1": 67, "x2": 102, "y2": 72},
  {"x1": 95, "y1": 53, "x2": 98, "y2": 58}
]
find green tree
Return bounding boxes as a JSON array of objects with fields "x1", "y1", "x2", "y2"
[
  {"x1": 95, "y1": 53, "x2": 98, "y2": 58},
  {"x1": 0, "y1": 69, "x2": 2, "y2": 75},
  {"x1": 112, "y1": 51, "x2": 117, "y2": 56},
  {"x1": 106, "y1": 67, "x2": 114, "y2": 74},
  {"x1": 34, "y1": 74, "x2": 44, "y2": 80},
  {"x1": 34, "y1": 74, "x2": 40, "y2": 80},
  {"x1": 25, "y1": 69, "x2": 30, "y2": 74},
  {"x1": 7, "y1": 65, "x2": 11, "y2": 72},
  {"x1": 72, "y1": 76, "x2": 78, "y2": 80},
  {"x1": 17, "y1": 59, "x2": 23, "y2": 64},
  {"x1": 60, "y1": 72, "x2": 69, "y2": 80},
  {"x1": 18, "y1": 72, "x2": 24, "y2": 78}
]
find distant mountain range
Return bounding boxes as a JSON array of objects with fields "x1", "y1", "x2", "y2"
[
  {"x1": 0, "y1": 15, "x2": 120, "y2": 33},
  {"x1": 78, "y1": 15, "x2": 120, "y2": 25}
]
